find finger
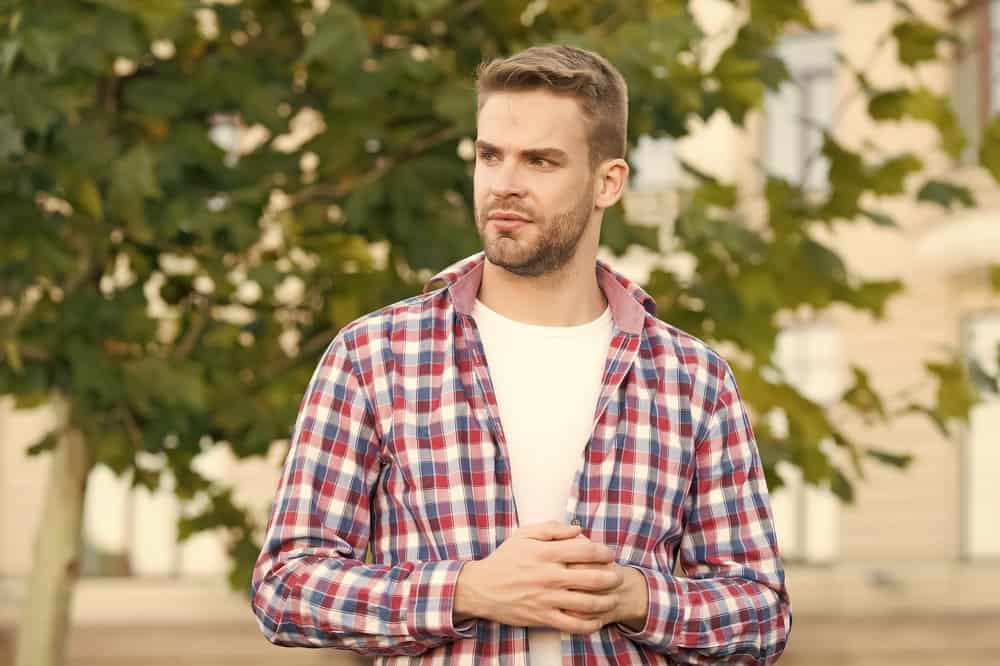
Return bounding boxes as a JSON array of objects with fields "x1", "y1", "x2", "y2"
[
  {"x1": 565, "y1": 561, "x2": 616, "y2": 571},
  {"x1": 546, "y1": 609, "x2": 605, "y2": 636},
  {"x1": 563, "y1": 609, "x2": 607, "y2": 622},
  {"x1": 546, "y1": 537, "x2": 615, "y2": 564},
  {"x1": 515, "y1": 520, "x2": 582, "y2": 541},
  {"x1": 562, "y1": 566, "x2": 623, "y2": 592},
  {"x1": 547, "y1": 590, "x2": 618, "y2": 616}
]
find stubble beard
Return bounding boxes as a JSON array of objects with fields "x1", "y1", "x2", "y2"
[{"x1": 476, "y1": 182, "x2": 596, "y2": 278}]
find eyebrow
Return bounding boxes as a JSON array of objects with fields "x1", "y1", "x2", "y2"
[{"x1": 475, "y1": 140, "x2": 569, "y2": 162}]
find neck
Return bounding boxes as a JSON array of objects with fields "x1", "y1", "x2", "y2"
[{"x1": 478, "y1": 248, "x2": 607, "y2": 327}]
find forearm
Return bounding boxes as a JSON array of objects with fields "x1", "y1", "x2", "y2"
[
  {"x1": 616, "y1": 565, "x2": 791, "y2": 665},
  {"x1": 251, "y1": 547, "x2": 476, "y2": 656}
]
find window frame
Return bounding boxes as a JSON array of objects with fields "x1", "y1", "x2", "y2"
[{"x1": 959, "y1": 308, "x2": 1000, "y2": 561}]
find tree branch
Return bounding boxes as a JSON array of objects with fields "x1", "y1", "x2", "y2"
[
  {"x1": 287, "y1": 125, "x2": 463, "y2": 208},
  {"x1": 172, "y1": 296, "x2": 213, "y2": 361}
]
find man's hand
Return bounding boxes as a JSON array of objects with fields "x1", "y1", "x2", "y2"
[
  {"x1": 453, "y1": 521, "x2": 624, "y2": 635},
  {"x1": 562, "y1": 562, "x2": 649, "y2": 632}
]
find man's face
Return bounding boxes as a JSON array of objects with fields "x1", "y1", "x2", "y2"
[{"x1": 473, "y1": 90, "x2": 597, "y2": 277}]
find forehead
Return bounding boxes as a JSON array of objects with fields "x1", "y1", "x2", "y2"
[{"x1": 476, "y1": 90, "x2": 589, "y2": 155}]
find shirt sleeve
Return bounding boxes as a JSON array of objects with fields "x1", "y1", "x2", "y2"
[
  {"x1": 616, "y1": 361, "x2": 792, "y2": 664},
  {"x1": 249, "y1": 333, "x2": 477, "y2": 656}
]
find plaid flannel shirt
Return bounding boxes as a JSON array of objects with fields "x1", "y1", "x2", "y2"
[{"x1": 251, "y1": 252, "x2": 792, "y2": 664}]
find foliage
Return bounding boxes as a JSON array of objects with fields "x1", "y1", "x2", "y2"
[{"x1": 1, "y1": 0, "x2": 997, "y2": 591}]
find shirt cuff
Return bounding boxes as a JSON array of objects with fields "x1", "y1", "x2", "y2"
[
  {"x1": 405, "y1": 560, "x2": 479, "y2": 641},
  {"x1": 614, "y1": 564, "x2": 684, "y2": 648}
]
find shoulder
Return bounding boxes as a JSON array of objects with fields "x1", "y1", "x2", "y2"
[
  {"x1": 329, "y1": 288, "x2": 451, "y2": 357},
  {"x1": 640, "y1": 314, "x2": 735, "y2": 412}
]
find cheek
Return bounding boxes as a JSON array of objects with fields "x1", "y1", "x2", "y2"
[{"x1": 472, "y1": 169, "x2": 488, "y2": 201}]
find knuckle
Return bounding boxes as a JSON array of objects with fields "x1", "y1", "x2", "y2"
[{"x1": 587, "y1": 570, "x2": 612, "y2": 588}]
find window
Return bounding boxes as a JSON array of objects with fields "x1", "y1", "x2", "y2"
[
  {"x1": 630, "y1": 134, "x2": 680, "y2": 191},
  {"x1": 953, "y1": 0, "x2": 1000, "y2": 163},
  {"x1": 81, "y1": 449, "x2": 232, "y2": 579},
  {"x1": 764, "y1": 32, "x2": 836, "y2": 191},
  {"x1": 767, "y1": 322, "x2": 848, "y2": 564},
  {"x1": 962, "y1": 311, "x2": 1000, "y2": 559}
]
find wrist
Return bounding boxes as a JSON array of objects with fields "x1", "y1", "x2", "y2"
[
  {"x1": 453, "y1": 559, "x2": 483, "y2": 624},
  {"x1": 617, "y1": 566, "x2": 649, "y2": 631}
]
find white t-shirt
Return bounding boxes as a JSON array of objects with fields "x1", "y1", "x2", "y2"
[{"x1": 471, "y1": 298, "x2": 614, "y2": 665}]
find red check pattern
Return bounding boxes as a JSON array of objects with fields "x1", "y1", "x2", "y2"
[{"x1": 251, "y1": 253, "x2": 791, "y2": 664}]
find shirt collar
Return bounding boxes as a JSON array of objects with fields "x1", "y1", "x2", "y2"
[{"x1": 423, "y1": 252, "x2": 656, "y2": 335}]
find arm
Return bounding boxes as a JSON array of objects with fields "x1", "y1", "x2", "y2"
[
  {"x1": 615, "y1": 362, "x2": 792, "y2": 664},
  {"x1": 249, "y1": 334, "x2": 476, "y2": 656}
]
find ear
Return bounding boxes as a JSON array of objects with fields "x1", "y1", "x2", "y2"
[{"x1": 594, "y1": 158, "x2": 629, "y2": 210}]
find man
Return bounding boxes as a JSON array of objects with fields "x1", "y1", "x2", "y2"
[{"x1": 251, "y1": 45, "x2": 791, "y2": 664}]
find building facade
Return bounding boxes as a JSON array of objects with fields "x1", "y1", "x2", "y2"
[{"x1": 2, "y1": 0, "x2": 1000, "y2": 664}]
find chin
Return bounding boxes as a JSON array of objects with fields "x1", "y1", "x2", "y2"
[{"x1": 484, "y1": 245, "x2": 549, "y2": 277}]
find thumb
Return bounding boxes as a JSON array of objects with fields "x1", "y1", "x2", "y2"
[{"x1": 515, "y1": 520, "x2": 582, "y2": 541}]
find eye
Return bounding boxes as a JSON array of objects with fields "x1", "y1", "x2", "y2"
[
  {"x1": 529, "y1": 157, "x2": 551, "y2": 167},
  {"x1": 478, "y1": 150, "x2": 499, "y2": 163}
]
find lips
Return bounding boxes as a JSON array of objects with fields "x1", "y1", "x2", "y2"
[{"x1": 487, "y1": 210, "x2": 531, "y2": 232}]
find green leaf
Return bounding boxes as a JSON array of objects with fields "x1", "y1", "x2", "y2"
[
  {"x1": 830, "y1": 468, "x2": 855, "y2": 503},
  {"x1": 93, "y1": 429, "x2": 133, "y2": 474},
  {"x1": 822, "y1": 134, "x2": 865, "y2": 218},
  {"x1": 600, "y1": 201, "x2": 659, "y2": 256},
  {"x1": 841, "y1": 366, "x2": 887, "y2": 424},
  {"x1": 0, "y1": 39, "x2": 20, "y2": 77},
  {"x1": 800, "y1": 237, "x2": 847, "y2": 282},
  {"x1": 850, "y1": 279, "x2": 903, "y2": 319},
  {"x1": 868, "y1": 88, "x2": 965, "y2": 159},
  {"x1": 109, "y1": 143, "x2": 162, "y2": 227},
  {"x1": 26, "y1": 431, "x2": 59, "y2": 456},
  {"x1": 990, "y1": 265, "x2": 1000, "y2": 292},
  {"x1": 88, "y1": 0, "x2": 188, "y2": 34},
  {"x1": 868, "y1": 89, "x2": 908, "y2": 119},
  {"x1": 978, "y1": 114, "x2": 1000, "y2": 184},
  {"x1": 77, "y1": 178, "x2": 104, "y2": 221},
  {"x1": 865, "y1": 447, "x2": 913, "y2": 469},
  {"x1": 432, "y1": 80, "x2": 476, "y2": 134},
  {"x1": 892, "y1": 19, "x2": 949, "y2": 67},
  {"x1": 123, "y1": 358, "x2": 208, "y2": 413},
  {"x1": 870, "y1": 153, "x2": 923, "y2": 195},
  {"x1": 229, "y1": 532, "x2": 261, "y2": 595},
  {"x1": 968, "y1": 358, "x2": 999, "y2": 394},
  {"x1": 916, "y1": 180, "x2": 975, "y2": 210},
  {"x1": 926, "y1": 358, "x2": 980, "y2": 424},
  {"x1": 0, "y1": 113, "x2": 23, "y2": 160},
  {"x1": 860, "y1": 209, "x2": 899, "y2": 228},
  {"x1": 906, "y1": 90, "x2": 966, "y2": 159},
  {"x1": 707, "y1": 25, "x2": 788, "y2": 125},
  {"x1": 301, "y1": 2, "x2": 370, "y2": 74},
  {"x1": 684, "y1": 161, "x2": 739, "y2": 208},
  {"x1": 749, "y1": 0, "x2": 815, "y2": 39},
  {"x1": 4, "y1": 75, "x2": 59, "y2": 133},
  {"x1": 900, "y1": 402, "x2": 949, "y2": 439},
  {"x1": 21, "y1": 27, "x2": 73, "y2": 74}
]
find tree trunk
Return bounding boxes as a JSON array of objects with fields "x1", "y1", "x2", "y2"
[{"x1": 15, "y1": 424, "x2": 90, "y2": 666}]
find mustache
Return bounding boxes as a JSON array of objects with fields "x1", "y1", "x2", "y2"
[{"x1": 481, "y1": 200, "x2": 534, "y2": 217}]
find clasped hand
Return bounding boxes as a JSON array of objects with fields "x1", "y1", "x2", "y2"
[{"x1": 453, "y1": 521, "x2": 647, "y2": 635}]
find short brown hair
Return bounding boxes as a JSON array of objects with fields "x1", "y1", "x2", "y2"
[{"x1": 475, "y1": 45, "x2": 628, "y2": 169}]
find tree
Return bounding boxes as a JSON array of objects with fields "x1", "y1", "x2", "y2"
[{"x1": 1, "y1": 0, "x2": 997, "y2": 664}]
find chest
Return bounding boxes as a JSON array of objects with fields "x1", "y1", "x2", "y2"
[{"x1": 369, "y1": 324, "x2": 695, "y2": 567}]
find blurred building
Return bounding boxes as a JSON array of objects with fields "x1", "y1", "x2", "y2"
[{"x1": 2, "y1": 0, "x2": 999, "y2": 664}]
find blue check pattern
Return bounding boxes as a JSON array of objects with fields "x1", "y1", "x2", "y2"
[{"x1": 251, "y1": 252, "x2": 792, "y2": 664}]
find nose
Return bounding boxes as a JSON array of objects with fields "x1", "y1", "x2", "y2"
[{"x1": 489, "y1": 162, "x2": 528, "y2": 199}]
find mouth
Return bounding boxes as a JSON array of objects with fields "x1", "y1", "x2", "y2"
[{"x1": 486, "y1": 211, "x2": 532, "y2": 232}]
